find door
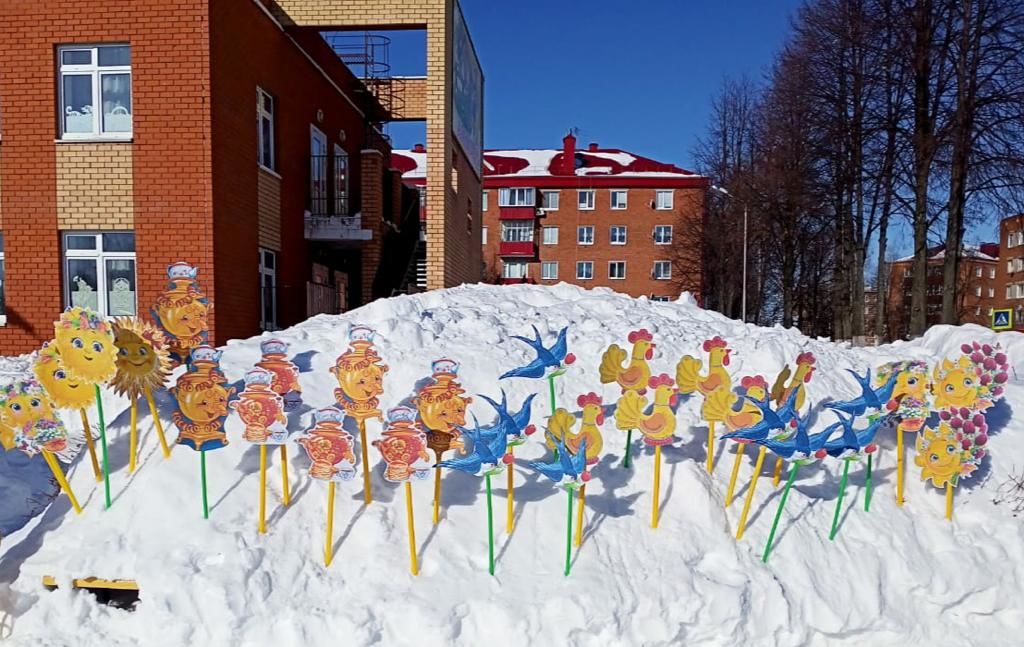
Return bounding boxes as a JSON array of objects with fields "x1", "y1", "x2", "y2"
[{"x1": 310, "y1": 126, "x2": 328, "y2": 216}]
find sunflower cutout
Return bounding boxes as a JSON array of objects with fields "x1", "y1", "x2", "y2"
[
  {"x1": 52, "y1": 306, "x2": 117, "y2": 384},
  {"x1": 33, "y1": 342, "x2": 95, "y2": 411},
  {"x1": 110, "y1": 317, "x2": 172, "y2": 399}
]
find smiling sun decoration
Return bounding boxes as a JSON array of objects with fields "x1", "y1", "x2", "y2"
[
  {"x1": 110, "y1": 317, "x2": 172, "y2": 399},
  {"x1": 33, "y1": 341, "x2": 95, "y2": 410},
  {"x1": 52, "y1": 307, "x2": 117, "y2": 384}
]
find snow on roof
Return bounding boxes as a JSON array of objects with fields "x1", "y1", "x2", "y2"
[
  {"x1": 390, "y1": 147, "x2": 705, "y2": 181},
  {"x1": 894, "y1": 243, "x2": 999, "y2": 263}
]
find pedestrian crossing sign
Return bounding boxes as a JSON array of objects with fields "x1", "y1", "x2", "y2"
[{"x1": 992, "y1": 308, "x2": 1012, "y2": 331}]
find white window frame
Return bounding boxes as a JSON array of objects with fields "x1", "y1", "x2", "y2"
[
  {"x1": 975, "y1": 286, "x2": 982, "y2": 297},
  {"x1": 578, "y1": 190, "x2": 595, "y2": 210},
  {"x1": 541, "y1": 261, "x2": 558, "y2": 280},
  {"x1": 482, "y1": 190, "x2": 489, "y2": 212},
  {"x1": 988, "y1": 287, "x2": 994, "y2": 298},
  {"x1": 610, "y1": 225, "x2": 627, "y2": 245},
  {"x1": 502, "y1": 260, "x2": 528, "y2": 279},
  {"x1": 576, "y1": 261, "x2": 594, "y2": 280},
  {"x1": 58, "y1": 45, "x2": 132, "y2": 140},
  {"x1": 333, "y1": 144, "x2": 349, "y2": 216},
  {"x1": 975, "y1": 267, "x2": 982, "y2": 278},
  {"x1": 655, "y1": 190, "x2": 674, "y2": 210},
  {"x1": 577, "y1": 226, "x2": 595, "y2": 245},
  {"x1": 542, "y1": 226, "x2": 559, "y2": 245},
  {"x1": 541, "y1": 190, "x2": 560, "y2": 211},
  {"x1": 62, "y1": 232, "x2": 137, "y2": 316},
  {"x1": 501, "y1": 220, "x2": 534, "y2": 243},
  {"x1": 653, "y1": 260, "x2": 672, "y2": 280},
  {"x1": 610, "y1": 190, "x2": 628, "y2": 210},
  {"x1": 654, "y1": 224, "x2": 673, "y2": 245},
  {"x1": 608, "y1": 261, "x2": 626, "y2": 280},
  {"x1": 498, "y1": 187, "x2": 535, "y2": 207},
  {"x1": 482, "y1": 226, "x2": 488, "y2": 245},
  {"x1": 989, "y1": 268, "x2": 996, "y2": 279},
  {"x1": 259, "y1": 248, "x2": 278, "y2": 331},
  {"x1": 257, "y1": 87, "x2": 275, "y2": 171}
]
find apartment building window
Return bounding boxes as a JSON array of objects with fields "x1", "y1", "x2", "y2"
[
  {"x1": 482, "y1": 191, "x2": 489, "y2": 212},
  {"x1": 655, "y1": 190, "x2": 674, "y2": 210},
  {"x1": 259, "y1": 248, "x2": 277, "y2": 331},
  {"x1": 610, "y1": 190, "x2": 628, "y2": 210},
  {"x1": 542, "y1": 262, "x2": 558, "y2": 280},
  {"x1": 498, "y1": 187, "x2": 535, "y2": 207},
  {"x1": 310, "y1": 126, "x2": 328, "y2": 214},
  {"x1": 577, "y1": 226, "x2": 595, "y2": 245},
  {"x1": 654, "y1": 225, "x2": 673, "y2": 245},
  {"x1": 482, "y1": 226, "x2": 488, "y2": 244},
  {"x1": 257, "y1": 88, "x2": 275, "y2": 170},
  {"x1": 59, "y1": 45, "x2": 132, "y2": 139},
  {"x1": 904, "y1": 268, "x2": 911, "y2": 278},
  {"x1": 989, "y1": 268, "x2": 996, "y2": 279},
  {"x1": 542, "y1": 190, "x2": 560, "y2": 210},
  {"x1": 988, "y1": 287, "x2": 994, "y2": 298},
  {"x1": 609, "y1": 261, "x2": 626, "y2": 280},
  {"x1": 578, "y1": 190, "x2": 595, "y2": 210},
  {"x1": 542, "y1": 226, "x2": 559, "y2": 245},
  {"x1": 610, "y1": 225, "x2": 627, "y2": 245},
  {"x1": 975, "y1": 286, "x2": 982, "y2": 297},
  {"x1": 653, "y1": 260, "x2": 671, "y2": 280},
  {"x1": 501, "y1": 220, "x2": 534, "y2": 243},
  {"x1": 503, "y1": 261, "x2": 528, "y2": 279},
  {"x1": 576, "y1": 261, "x2": 594, "y2": 280},
  {"x1": 0, "y1": 234, "x2": 5, "y2": 323},
  {"x1": 63, "y1": 232, "x2": 136, "y2": 316},
  {"x1": 976, "y1": 306, "x2": 982, "y2": 316},
  {"x1": 333, "y1": 145, "x2": 349, "y2": 216},
  {"x1": 975, "y1": 267, "x2": 982, "y2": 278}
]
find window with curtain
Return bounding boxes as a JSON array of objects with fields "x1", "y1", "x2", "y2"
[{"x1": 59, "y1": 45, "x2": 132, "y2": 138}]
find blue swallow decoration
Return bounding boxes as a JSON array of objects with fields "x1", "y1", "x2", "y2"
[
  {"x1": 825, "y1": 368, "x2": 899, "y2": 417},
  {"x1": 721, "y1": 387, "x2": 801, "y2": 443},
  {"x1": 476, "y1": 390, "x2": 536, "y2": 447},
  {"x1": 821, "y1": 412, "x2": 885, "y2": 460},
  {"x1": 529, "y1": 432, "x2": 589, "y2": 490},
  {"x1": 752, "y1": 413, "x2": 836, "y2": 465},
  {"x1": 436, "y1": 416, "x2": 510, "y2": 477},
  {"x1": 499, "y1": 325, "x2": 574, "y2": 380}
]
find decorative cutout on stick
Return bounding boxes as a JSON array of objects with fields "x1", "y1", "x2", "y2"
[
  {"x1": 151, "y1": 262, "x2": 211, "y2": 365},
  {"x1": 297, "y1": 406, "x2": 357, "y2": 566},
  {"x1": 677, "y1": 336, "x2": 732, "y2": 474},
  {"x1": 600, "y1": 328, "x2": 655, "y2": 469}
]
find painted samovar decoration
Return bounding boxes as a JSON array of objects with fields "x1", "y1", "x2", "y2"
[
  {"x1": 151, "y1": 261, "x2": 212, "y2": 365},
  {"x1": 297, "y1": 407, "x2": 357, "y2": 482},
  {"x1": 255, "y1": 338, "x2": 302, "y2": 412},
  {"x1": 329, "y1": 325, "x2": 388, "y2": 504},
  {"x1": 171, "y1": 345, "x2": 234, "y2": 452},
  {"x1": 373, "y1": 406, "x2": 431, "y2": 483},
  {"x1": 414, "y1": 358, "x2": 472, "y2": 524},
  {"x1": 231, "y1": 368, "x2": 288, "y2": 444}
]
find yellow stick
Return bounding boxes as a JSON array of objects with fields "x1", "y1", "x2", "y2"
[
  {"x1": 772, "y1": 456, "x2": 783, "y2": 487},
  {"x1": 736, "y1": 446, "x2": 767, "y2": 540},
  {"x1": 725, "y1": 442, "x2": 746, "y2": 507},
  {"x1": 325, "y1": 481, "x2": 336, "y2": 566},
  {"x1": 359, "y1": 419, "x2": 372, "y2": 505},
  {"x1": 280, "y1": 445, "x2": 291, "y2": 506},
  {"x1": 79, "y1": 408, "x2": 102, "y2": 482},
  {"x1": 945, "y1": 482, "x2": 953, "y2": 521},
  {"x1": 896, "y1": 426, "x2": 905, "y2": 507},
  {"x1": 144, "y1": 387, "x2": 171, "y2": 459},
  {"x1": 432, "y1": 465, "x2": 442, "y2": 525},
  {"x1": 575, "y1": 483, "x2": 586, "y2": 546},
  {"x1": 506, "y1": 446, "x2": 515, "y2": 534},
  {"x1": 652, "y1": 445, "x2": 662, "y2": 529},
  {"x1": 128, "y1": 400, "x2": 138, "y2": 474},
  {"x1": 258, "y1": 445, "x2": 267, "y2": 534},
  {"x1": 43, "y1": 451, "x2": 82, "y2": 514},
  {"x1": 706, "y1": 421, "x2": 716, "y2": 474},
  {"x1": 405, "y1": 481, "x2": 419, "y2": 575}
]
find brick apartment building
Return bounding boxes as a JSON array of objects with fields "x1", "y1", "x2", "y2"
[
  {"x1": 996, "y1": 213, "x2": 1024, "y2": 330},
  {"x1": 393, "y1": 133, "x2": 709, "y2": 301},
  {"x1": 0, "y1": 0, "x2": 483, "y2": 354},
  {"x1": 884, "y1": 243, "x2": 1000, "y2": 339}
]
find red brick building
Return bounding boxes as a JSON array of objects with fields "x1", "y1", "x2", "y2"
[
  {"x1": 0, "y1": 0, "x2": 456, "y2": 354},
  {"x1": 995, "y1": 213, "x2": 1024, "y2": 329},
  {"x1": 393, "y1": 133, "x2": 709, "y2": 301}
]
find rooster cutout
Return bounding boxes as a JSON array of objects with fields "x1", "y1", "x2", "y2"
[
  {"x1": 770, "y1": 351, "x2": 816, "y2": 411},
  {"x1": 704, "y1": 375, "x2": 772, "y2": 433},
  {"x1": 614, "y1": 374, "x2": 679, "y2": 446},
  {"x1": 600, "y1": 329, "x2": 656, "y2": 394},
  {"x1": 676, "y1": 336, "x2": 732, "y2": 421},
  {"x1": 545, "y1": 393, "x2": 604, "y2": 464}
]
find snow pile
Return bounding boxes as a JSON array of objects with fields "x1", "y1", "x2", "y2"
[{"x1": 1, "y1": 283, "x2": 1023, "y2": 646}]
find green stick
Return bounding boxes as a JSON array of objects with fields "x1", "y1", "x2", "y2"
[
  {"x1": 623, "y1": 430, "x2": 634, "y2": 468},
  {"x1": 95, "y1": 385, "x2": 111, "y2": 509},
  {"x1": 201, "y1": 450, "x2": 209, "y2": 519},
  {"x1": 864, "y1": 454, "x2": 873, "y2": 512},
  {"x1": 564, "y1": 488, "x2": 574, "y2": 576},
  {"x1": 485, "y1": 474, "x2": 494, "y2": 575},
  {"x1": 829, "y1": 460, "x2": 850, "y2": 541},
  {"x1": 762, "y1": 463, "x2": 799, "y2": 563},
  {"x1": 547, "y1": 373, "x2": 557, "y2": 415}
]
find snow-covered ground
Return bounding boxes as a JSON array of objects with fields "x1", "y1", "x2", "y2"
[{"x1": 1, "y1": 283, "x2": 1023, "y2": 646}]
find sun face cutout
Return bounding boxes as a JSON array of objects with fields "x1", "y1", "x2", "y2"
[
  {"x1": 110, "y1": 317, "x2": 172, "y2": 399},
  {"x1": 0, "y1": 379, "x2": 58, "y2": 436},
  {"x1": 33, "y1": 341, "x2": 94, "y2": 410},
  {"x1": 52, "y1": 307, "x2": 117, "y2": 384}
]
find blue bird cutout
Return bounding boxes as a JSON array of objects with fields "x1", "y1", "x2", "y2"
[
  {"x1": 499, "y1": 325, "x2": 571, "y2": 380},
  {"x1": 825, "y1": 368, "x2": 900, "y2": 416},
  {"x1": 529, "y1": 432, "x2": 588, "y2": 490},
  {"x1": 821, "y1": 411, "x2": 885, "y2": 461},
  {"x1": 721, "y1": 386, "x2": 801, "y2": 443},
  {"x1": 752, "y1": 413, "x2": 837, "y2": 465},
  {"x1": 436, "y1": 416, "x2": 510, "y2": 477},
  {"x1": 476, "y1": 390, "x2": 536, "y2": 447}
]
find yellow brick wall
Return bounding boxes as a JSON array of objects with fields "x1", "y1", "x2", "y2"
[
  {"x1": 390, "y1": 77, "x2": 427, "y2": 120},
  {"x1": 55, "y1": 144, "x2": 134, "y2": 229},
  {"x1": 257, "y1": 168, "x2": 282, "y2": 250}
]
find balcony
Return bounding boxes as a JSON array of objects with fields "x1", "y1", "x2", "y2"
[
  {"x1": 500, "y1": 276, "x2": 535, "y2": 285},
  {"x1": 499, "y1": 240, "x2": 537, "y2": 258},
  {"x1": 304, "y1": 213, "x2": 372, "y2": 242},
  {"x1": 499, "y1": 206, "x2": 540, "y2": 220}
]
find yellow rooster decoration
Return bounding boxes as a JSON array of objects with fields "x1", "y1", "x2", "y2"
[
  {"x1": 599, "y1": 329, "x2": 655, "y2": 394},
  {"x1": 546, "y1": 393, "x2": 605, "y2": 465},
  {"x1": 770, "y1": 351, "x2": 816, "y2": 411},
  {"x1": 676, "y1": 336, "x2": 732, "y2": 473}
]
